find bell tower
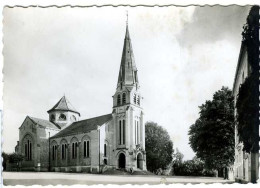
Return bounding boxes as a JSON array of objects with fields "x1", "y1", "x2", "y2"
[
  {"x1": 47, "y1": 96, "x2": 80, "y2": 129},
  {"x1": 112, "y1": 21, "x2": 146, "y2": 171}
]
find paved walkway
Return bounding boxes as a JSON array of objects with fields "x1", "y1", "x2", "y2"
[{"x1": 3, "y1": 172, "x2": 234, "y2": 185}]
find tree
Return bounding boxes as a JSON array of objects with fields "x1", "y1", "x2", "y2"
[
  {"x1": 172, "y1": 152, "x2": 216, "y2": 177},
  {"x1": 2, "y1": 152, "x2": 24, "y2": 171},
  {"x1": 172, "y1": 148, "x2": 184, "y2": 175},
  {"x1": 9, "y1": 153, "x2": 24, "y2": 163},
  {"x1": 236, "y1": 6, "x2": 259, "y2": 153},
  {"x1": 188, "y1": 87, "x2": 234, "y2": 170},
  {"x1": 145, "y1": 122, "x2": 174, "y2": 173}
]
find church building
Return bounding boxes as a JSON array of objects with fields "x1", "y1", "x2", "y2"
[{"x1": 16, "y1": 24, "x2": 147, "y2": 173}]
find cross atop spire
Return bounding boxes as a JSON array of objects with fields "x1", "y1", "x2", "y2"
[{"x1": 126, "y1": 11, "x2": 128, "y2": 25}]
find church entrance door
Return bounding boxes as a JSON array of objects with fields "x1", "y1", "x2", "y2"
[
  {"x1": 118, "y1": 153, "x2": 126, "y2": 169},
  {"x1": 137, "y1": 153, "x2": 143, "y2": 170}
]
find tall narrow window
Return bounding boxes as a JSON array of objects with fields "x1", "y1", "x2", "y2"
[
  {"x1": 117, "y1": 94, "x2": 121, "y2": 105},
  {"x1": 52, "y1": 145, "x2": 55, "y2": 160},
  {"x1": 64, "y1": 144, "x2": 66, "y2": 159},
  {"x1": 27, "y1": 140, "x2": 30, "y2": 160},
  {"x1": 119, "y1": 120, "x2": 121, "y2": 145},
  {"x1": 62, "y1": 144, "x2": 66, "y2": 160},
  {"x1": 134, "y1": 94, "x2": 137, "y2": 104},
  {"x1": 104, "y1": 144, "x2": 107, "y2": 157},
  {"x1": 122, "y1": 93, "x2": 126, "y2": 104},
  {"x1": 29, "y1": 141, "x2": 32, "y2": 160},
  {"x1": 123, "y1": 120, "x2": 125, "y2": 145},
  {"x1": 84, "y1": 141, "x2": 87, "y2": 157},
  {"x1": 72, "y1": 143, "x2": 75, "y2": 159},
  {"x1": 87, "y1": 141, "x2": 90, "y2": 157},
  {"x1": 25, "y1": 140, "x2": 32, "y2": 161},
  {"x1": 74, "y1": 143, "x2": 77, "y2": 158},
  {"x1": 61, "y1": 145, "x2": 64, "y2": 159},
  {"x1": 25, "y1": 144, "x2": 28, "y2": 158},
  {"x1": 65, "y1": 144, "x2": 67, "y2": 159},
  {"x1": 83, "y1": 141, "x2": 90, "y2": 158},
  {"x1": 137, "y1": 121, "x2": 139, "y2": 144},
  {"x1": 135, "y1": 120, "x2": 137, "y2": 145}
]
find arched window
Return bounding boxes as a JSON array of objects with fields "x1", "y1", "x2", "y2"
[
  {"x1": 52, "y1": 145, "x2": 57, "y2": 160},
  {"x1": 72, "y1": 142, "x2": 77, "y2": 159},
  {"x1": 134, "y1": 94, "x2": 137, "y2": 104},
  {"x1": 104, "y1": 144, "x2": 107, "y2": 157},
  {"x1": 137, "y1": 121, "x2": 139, "y2": 144},
  {"x1": 51, "y1": 114, "x2": 55, "y2": 122},
  {"x1": 135, "y1": 120, "x2": 140, "y2": 145},
  {"x1": 122, "y1": 93, "x2": 126, "y2": 104},
  {"x1": 83, "y1": 140, "x2": 90, "y2": 158},
  {"x1": 61, "y1": 144, "x2": 67, "y2": 160},
  {"x1": 119, "y1": 120, "x2": 121, "y2": 145},
  {"x1": 135, "y1": 120, "x2": 137, "y2": 145},
  {"x1": 119, "y1": 120, "x2": 125, "y2": 145},
  {"x1": 25, "y1": 140, "x2": 32, "y2": 161},
  {"x1": 23, "y1": 135, "x2": 33, "y2": 161},
  {"x1": 70, "y1": 115, "x2": 76, "y2": 122},
  {"x1": 59, "y1": 113, "x2": 66, "y2": 121},
  {"x1": 123, "y1": 120, "x2": 125, "y2": 145},
  {"x1": 52, "y1": 145, "x2": 55, "y2": 160},
  {"x1": 117, "y1": 94, "x2": 121, "y2": 105},
  {"x1": 137, "y1": 96, "x2": 140, "y2": 105}
]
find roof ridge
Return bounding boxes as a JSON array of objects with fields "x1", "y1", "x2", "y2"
[
  {"x1": 63, "y1": 96, "x2": 69, "y2": 110},
  {"x1": 75, "y1": 113, "x2": 112, "y2": 123},
  {"x1": 27, "y1": 116, "x2": 61, "y2": 130},
  {"x1": 50, "y1": 113, "x2": 113, "y2": 139},
  {"x1": 28, "y1": 116, "x2": 49, "y2": 122}
]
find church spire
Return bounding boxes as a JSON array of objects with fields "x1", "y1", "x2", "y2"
[{"x1": 117, "y1": 20, "x2": 139, "y2": 88}]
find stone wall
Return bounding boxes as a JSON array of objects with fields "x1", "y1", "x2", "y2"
[
  {"x1": 18, "y1": 116, "x2": 60, "y2": 171},
  {"x1": 49, "y1": 121, "x2": 114, "y2": 173}
]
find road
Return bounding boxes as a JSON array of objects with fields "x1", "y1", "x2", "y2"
[{"x1": 3, "y1": 172, "x2": 234, "y2": 185}]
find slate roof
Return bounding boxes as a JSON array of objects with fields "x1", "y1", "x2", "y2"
[
  {"x1": 51, "y1": 113, "x2": 113, "y2": 139},
  {"x1": 28, "y1": 116, "x2": 61, "y2": 130},
  {"x1": 47, "y1": 96, "x2": 80, "y2": 115}
]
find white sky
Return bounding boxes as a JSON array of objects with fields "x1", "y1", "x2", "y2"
[{"x1": 3, "y1": 6, "x2": 250, "y2": 159}]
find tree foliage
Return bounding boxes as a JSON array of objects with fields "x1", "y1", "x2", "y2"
[
  {"x1": 172, "y1": 149, "x2": 215, "y2": 177},
  {"x1": 188, "y1": 87, "x2": 234, "y2": 170},
  {"x1": 236, "y1": 6, "x2": 259, "y2": 153},
  {"x1": 2, "y1": 152, "x2": 24, "y2": 171},
  {"x1": 145, "y1": 122, "x2": 174, "y2": 173}
]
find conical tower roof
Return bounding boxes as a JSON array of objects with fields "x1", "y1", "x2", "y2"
[
  {"x1": 117, "y1": 25, "x2": 139, "y2": 87},
  {"x1": 47, "y1": 96, "x2": 80, "y2": 116}
]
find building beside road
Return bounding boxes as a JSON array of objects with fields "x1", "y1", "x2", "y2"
[{"x1": 233, "y1": 6, "x2": 259, "y2": 183}]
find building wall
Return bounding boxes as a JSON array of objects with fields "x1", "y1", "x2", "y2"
[
  {"x1": 49, "y1": 121, "x2": 114, "y2": 173},
  {"x1": 18, "y1": 117, "x2": 60, "y2": 171},
  {"x1": 233, "y1": 44, "x2": 259, "y2": 183}
]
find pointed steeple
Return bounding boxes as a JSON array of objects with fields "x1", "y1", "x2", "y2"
[{"x1": 117, "y1": 23, "x2": 139, "y2": 88}]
